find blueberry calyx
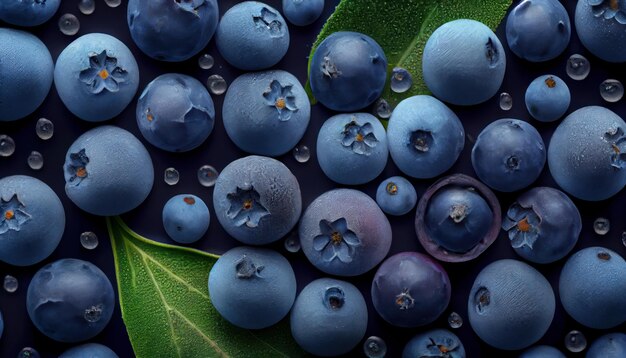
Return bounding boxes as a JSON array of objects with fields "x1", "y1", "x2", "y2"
[
  {"x1": 597, "y1": 251, "x2": 612, "y2": 261},
  {"x1": 502, "y1": 203, "x2": 541, "y2": 250},
  {"x1": 603, "y1": 127, "x2": 626, "y2": 169},
  {"x1": 591, "y1": 0, "x2": 626, "y2": 25},
  {"x1": 321, "y1": 56, "x2": 341, "y2": 78},
  {"x1": 474, "y1": 287, "x2": 490, "y2": 314},
  {"x1": 79, "y1": 50, "x2": 128, "y2": 94},
  {"x1": 226, "y1": 185, "x2": 270, "y2": 228},
  {"x1": 341, "y1": 120, "x2": 379, "y2": 156},
  {"x1": 252, "y1": 8, "x2": 283, "y2": 38},
  {"x1": 173, "y1": 0, "x2": 205, "y2": 16},
  {"x1": 235, "y1": 254, "x2": 265, "y2": 279},
  {"x1": 84, "y1": 304, "x2": 104, "y2": 323},
  {"x1": 65, "y1": 148, "x2": 90, "y2": 187},
  {"x1": 410, "y1": 130, "x2": 433, "y2": 153},
  {"x1": 313, "y1": 218, "x2": 361, "y2": 264},
  {"x1": 448, "y1": 204, "x2": 468, "y2": 224},
  {"x1": 485, "y1": 37, "x2": 499, "y2": 67},
  {"x1": 324, "y1": 287, "x2": 345, "y2": 310},
  {"x1": 426, "y1": 336, "x2": 461, "y2": 357},
  {"x1": 395, "y1": 288, "x2": 415, "y2": 310},
  {"x1": 0, "y1": 194, "x2": 32, "y2": 235},
  {"x1": 262, "y1": 80, "x2": 298, "y2": 122}
]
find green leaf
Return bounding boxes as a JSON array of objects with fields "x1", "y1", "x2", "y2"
[
  {"x1": 106, "y1": 216, "x2": 305, "y2": 358},
  {"x1": 307, "y1": 0, "x2": 512, "y2": 108}
]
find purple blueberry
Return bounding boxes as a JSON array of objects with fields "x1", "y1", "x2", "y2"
[
  {"x1": 525, "y1": 75, "x2": 571, "y2": 122},
  {"x1": 375, "y1": 176, "x2": 418, "y2": 216},
  {"x1": 282, "y1": 0, "x2": 324, "y2": 26},
  {"x1": 60, "y1": 343, "x2": 118, "y2": 358},
  {"x1": 575, "y1": 0, "x2": 626, "y2": 63},
  {"x1": 402, "y1": 329, "x2": 466, "y2": 358},
  {"x1": 587, "y1": 333, "x2": 626, "y2": 358},
  {"x1": 162, "y1": 194, "x2": 210, "y2": 244},
  {"x1": 520, "y1": 345, "x2": 566, "y2": 358}
]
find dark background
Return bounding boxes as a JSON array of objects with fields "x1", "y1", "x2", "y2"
[{"x1": 1, "y1": 0, "x2": 625, "y2": 357}]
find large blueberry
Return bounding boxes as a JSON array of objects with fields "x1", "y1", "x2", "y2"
[
  {"x1": 468, "y1": 259, "x2": 555, "y2": 350},
  {"x1": 375, "y1": 176, "x2": 418, "y2": 216},
  {"x1": 0, "y1": 175, "x2": 64, "y2": 266},
  {"x1": 223, "y1": 70, "x2": 310, "y2": 156},
  {"x1": 60, "y1": 343, "x2": 118, "y2": 358},
  {"x1": 317, "y1": 113, "x2": 388, "y2": 185},
  {"x1": 309, "y1": 31, "x2": 387, "y2": 111},
  {"x1": 502, "y1": 187, "x2": 581, "y2": 264},
  {"x1": 208, "y1": 246, "x2": 296, "y2": 329},
  {"x1": 299, "y1": 189, "x2": 392, "y2": 276},
  {"x1": 587, "y1": 333, "x2": 626, "y2": 358},
  {"x1": 127, "y1": 0, "x2": 219, "y2": 62},
  {"x1": 0, "y1": 28, "x2": 53, "y2": 122},
  {"x1": 472, "y1": 119, "x2": 546, "y2": 192},
  {"x1": 576, "y1": 0, "x2": 626, "y2": 62},
  {"x1": 54, "y1": 33, "x2": 139, "y2": 122},
  {"x1": 213, "y1": 156, "x2": 301, "y2": 245},
  {"x1": 387, "y1": 95, "x2": 465, "y2": 179},
  {"x1": 216, "y1": 2, "x2": 289, "y2": 70},
  {"x1": 423, "y1": 19, "x2": 506, "y2": 106},
  {"x1": 402, "y1": 329, "x2": 466, "y2": 358},
  {"x1": 27, "y1": 259, "x2": 115, "y2": 343},
  {"x1": 525, "y1": 75, "x2": 571, "y2": 122},
  {"x1": 0, "y1": 0, "x2": 60, "y2": 27},
  {"x1": 64, "y1": 126, "x2": 154, "y2": 216},
  {"x1": 559, "y1": 247, "x2": 626, "y2": 329},
  {"x1": 520, "y1": 345, "x2": 566, "y2": 358},
  {"x1": 162, "y1": 194, "x2": 210, "y2": 244},
  {"x1": 136, "y1": 73, "x2": 215, "y2": 152},
  {"x1": 290, "y1": 278, "x2": 367, "y2": 356},
  {"x1": 282, "y1": 0, "x2": 324, "y2": 26},
  {"x1": 506, "y1": 0, "x2": 571, "y2": 62},
  {"x1": 548, "y1": 106, "x2": 626, "y2": 201},
  {"x1": 371, "y1": 252, "x2": 450, "y2": 327}
]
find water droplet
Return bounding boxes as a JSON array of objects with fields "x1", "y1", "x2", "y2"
[
  {"x1": 622, "y1": 232, "x2": 626, "y2": 248},
  {"x1": 292, "y1": 145, "x2": 310, "y2": 163},
  {"x1": 58, "y1": 13, "x2": 80, "y2": 36},
  {"x1": 18, "y1": 347, "x2": 40, "y2": 358},
  {"x1": 448, "y1": 311, "x2": 463, "y2": 329},
  {"x1": 198, "y1": 54, "x2": 214, "y2": 70},
  {"x1": 284, "y1": 234, "x2": 301, "y2": 253},
  {"x1": 164, "y1": 167, "x2": 180, "y2": 186},
  {"x1": 104, "y1": 0, "x2": 121, "y2": 7},
  {"x1": 567, "y1": 54, "x2": 591, "y2": 81},
  {"x1": 594, "y1": 217, "x2": 610, "y2": 235},
  {"x1": 80, "y1": 231, "x2": 99, "y2": 250},
  {"x1": 197, "y1": 165, "x2": 219, "y2": 187},
  {"x1": 390, "y1": 67, "x2": 413, "y2": 93},
  {"x1": 84, "y1": 304, "x2": 103, "y2": 322},
  {"x1": 27, "y1": 151, "x2": 44, "y2": 170},
  {"x1": 363, "y1": 336, "x2": 387, "y2": 358},
  {"x1": 565, "y1": 330, "x2": 587, "y2": 353},
  {"x1": 207, "y1": 75, "x2": 227, "y2": 95},
  {"x1": 4, "y1": 275, "x2": 18, "y2": 293},
  {"x1": 36, "y1": 118, "x2": 54, "y2": 140},
  {"x1": 375, "y1": 98, "x2": 392, "y2": 119},
  {"x1": 600, "y1": 79, "x2": 624, "y2": 103},
  {"x1": 78, "y1": 0, "x2": 95, "y2": 15},
  {"x1": 0, "y1": 135, "x2": 16, "y2": 157},
  {"x1": 499, "y1": 92, "x2": 513, "y2": 111}
]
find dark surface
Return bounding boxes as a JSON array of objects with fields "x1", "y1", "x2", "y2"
[{"x1": 1, "y1": 0, "x2": 625, "y2": 357}]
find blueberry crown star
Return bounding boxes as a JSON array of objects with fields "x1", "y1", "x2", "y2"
[
  {"x1": 0, "y1": 194, "x2": 32, "y2": 235},
  {"x1": 226, "y1": 185, "x2": 270, "y2": 228},
  {"x1": 313, "y1": 218, "x2": 361, "y2": 264},
  {"x1": 263, "y1": 80, "x2": 298, "y2": 122},
  {"x1": 79, "y1": 50, "x2": 128, "y2": 94},
  {"x1": 342, "y1": 119, "x2": 378, "y2": 155}
]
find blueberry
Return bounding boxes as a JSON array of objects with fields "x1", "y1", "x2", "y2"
[
  {"x1": 402, "y1": 329, "x2": 466, "y2": 358},
  {"x1": 587, "y1": 333, "x2": 626, "y2": 358},
  {"x1": 0, "y1": 28, "x2": 53, "y2": 122},
  {"x1": 213, "y1": 156, "x2": 302, "y2": 245},
  {"x1": 223, "y1": 70, "x2": 310, "y2": 156},
  {"x1": 208, "y1": 246, "x2": 296, "y2": 329},
  {"x1": 468, "y1": 259, "x2": 555, "y2": 350},
  {"x1": 559, "y1": 247, "x2": 626, "y2": 329},
  {"x1": 387, "y1": 95, "x2": 465, "y2": 179},
  {"x1": 415, "y1": 174, "x2": 501, "y2": 263},
  {"x1": 472, "y1": 119, "x2": 546, "y2": 192},
  {"x1": 309, "y1": 31, "x2": 387, "y2": 111},
  {"x1": 506, "y1": 0, "x2": 571, "y2": 62},
  {"x1": 375, "y1": 176, "x2": 417, "y2": 216},
  {"x1": 282, "y1": 0, "x2": 324, "y2": 26},
  {"x1": 548, "y1": 106, "x2": 626, "y2": 201},
  {"x1": 54, "y1": 33, "x2": 140, "y2": 122},
  {"x1": 317, "y1": 113, "x2": 388, "y2": 185},
  {"x1": 520, "y1": 345, "x2": 566, "y2": 358},
  {"x1": 0, "y1": 0, "x2": 60, "y2": 27},
  {"x1": 371, "y1": 252, "x2": 450, "y2": 327},
  {"x1": 136, "y1": 73, "x2": 215, "y2": 152},
  {"x1": 162, "y1": 194, "x2": 209, "y2": 244},
  {"x1": 299, "y1": 189, "x2": 392, "y2": 276},
  {"x1": 423, "y1": 19, "x2": 506, "y2": 106},
  {"x1": 290, "y1": 278, "x2": 367, "y2": 356},
  {"x1": 127, "y1": 0, "x2": 219, "y2": 62},
  {"x1": 525, "y1": 75, "x2": 571, "y2": 122},
  {"x1": 502, "y1": 187, "x2": 581, "y2": 264},
  {"x1": 216, "y1": 2, "x2": 289, "y2": 70},
  {"x1": 59, "y1": 343, "x2": 118, "y2": 358},
  {"x1": 27, "y1": 259, "x2": 115, "y2": 343},
  {"x1": 575, "y1": 0, "x2": 626, "y2": 63},
  {"x1": 64, "y1": 126, "x2": 154, "y2": 216},
  {"x1": 0, "y1": 175, "x2": 65, "y2": 266}
]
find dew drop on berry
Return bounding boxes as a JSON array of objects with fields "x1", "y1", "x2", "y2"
[
  {"x1": 36, "y1": 118, "x2": 54, "y2": 140},
  {"x1": 565, "y1": 330, "x2": 587, "y2": 353},
  {"x1": 164, "y1": 167, "x2": 180, "y2": 186},
  {"x1": 292, "y1": 145, "x2": 310, "y2": 163},
  {"x1": 375, "y1": 98, "x2": 392, "y2": 119},
  {"x1": 58, "y1": 14, "x2": 80, "y2": 36},
  {"x1": 80, "y1": 231, "x2": 99, "y2": 250},
  {"x1": 363, "y1": 336, "x2": 387, "y2": 358},
  {"x1": 3, "y1": 275, "x2": 18, "y2": 293},
  {"x1": 0, "y1": 135, "x2": 16, "y2": 157},
  {"x1": 391, "y1": 67, "x2": 413, "y2": 93},
  {"x1": 18, "y1": 347, "x2": 40, "y2": 358},
  {"x1": 284, "y1": 234, "x2": 301, "y2": 253},
  {"x1": 198, "y1": 54, "x2": 215, "y2": 70},
  {"x1": 499, "y1": 92, "x2": 513, "y2": 111},
  {"x1": 27, "y1": 151, "x2": 44, "y2": 170},
  {"x1": 78, "y1": 0, "x2": 95, "y2": 15},
  {"x1": 448, "y1": 311, "x2": 463, "y2": 329},
  {"x1": 593, "y1": 217, "x2": 610, "y2": 236},
  {"x1": 207, "y1": 75, "x2": 227, "y2": 95},
  {"x1": 600, "y1": 79, "x2": 624, "y2": 103},
  {"x1": 566, "y1": 54, "x2": 590, "y2": 81},
  {"x1": 198, "y1": 165, "x2": 219, "y2": 187},
  {"x1": 104, "y1": 0, "x2": 121, "y2": 8}
]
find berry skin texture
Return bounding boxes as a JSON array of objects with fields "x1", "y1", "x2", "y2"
[
  {"x1": 223, "y1": 70, "x2": 310, "y2": 156},
  {"x1": 387, "y1": 95, "x2": 465, "y2": 179},
  {"x1": 282, "y1": 0, "x2": 324, "y2": 26},
  {"x1": 27, "y1": 259, "x2": 115, "y2": 343},
  {"x1": 548, "y1": 106, "x2": 626, "y2": 201},
  {"x1": 0, "y1": 175, "x2": 65, "y2": 266},
  {"x1": 127, "y1": 0, "x2": 219, "y2": 62},
  {"x1": 299, "y1": 189, "x2": 392, "y2": 276},
  {"x1": 63, "y1": 126, "x2": 154, "y2": 216},
  {"x1": 309, "y1": 31, "x2": 388, "y2": 111},
  {"x1": 136, "y1": 73, "x2": 215, "y2": 152},
  {"x1": 59, "y1": 343, "x2": 119, "y2": 358},
  {"x1": 586, "y1": 333, "x2": 626, "y2": 358},
  {"x1": 290, "y1": 278, "x2": 367, "y2": 357},
  {"x1": 506, "y1": 0, "x2": 571, "y2": 62},
  {"x1": 316, "y1": 113, "x2": 388, "y2": 185},
  {"x1": 213, "y1": 156, "x2": 302, "y2": 245},
  {"x1": 54, "y1": 33, "x2": 140, "y2": 122},
  {"x1": 375, "y1": 176, "x2": 418, "y2": 216},
  {"x1": 472, "y1": 119, "x2": 546, "y2": 192},
  {"x1": 575, "y1": 0, "x2": 626, "y2": 63},
  {"x1": 423, "y1": 19, "x2": 506, "y2": 106},
  {"x1": 520, "y1": 345, "x2": 566, "y2": 358},
  {"x1": 402, "y1": 329, "x2": 466, "y2": 358},
  {"x1": 162, "y1": 194, "x2": 210, "y2": 244},
  {"x1": 371, "y1": 252, "x2": 451, "y2": 328},
  {"x1": 0, "y1": 0, "x2": 60, "y2": 27},
  {"x1": 0, "y1": 28, "x2": 54, "y2": 122},
  {"x1": 208, "y1": 246, "x2": 296, "y2": 330},
  {"x1": 468, "y1": 259, "x2": 555, "y2": 350},
  {"x1": 559, "y1": 247, "x2": 626, "y2": 329},
  {"x1": 525, "y1": 75, "x2": 571, "y2": 122},
  {"x1": 216, "y1": 1, "x2": 289, "y2": 70}
]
